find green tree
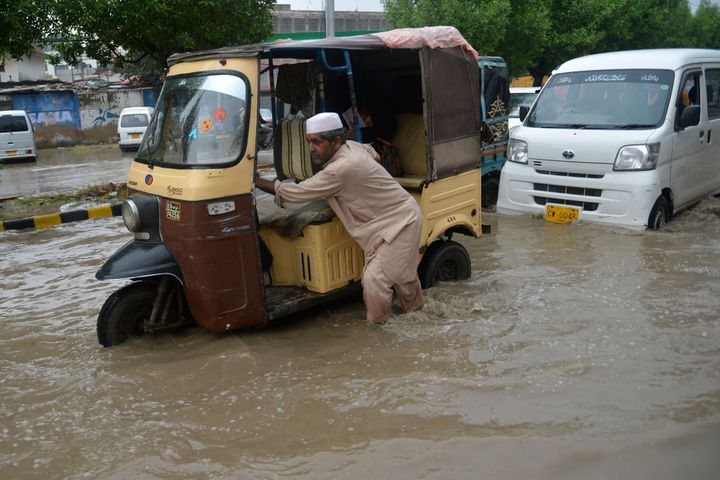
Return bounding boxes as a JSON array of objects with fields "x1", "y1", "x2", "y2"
[
  {"x1": 382, "y1": 0, "x2": 716, "y2": 86},
  {"x1": 50, "y1": 0, "x2": 275, "y2": 81},
  {"x1": 690, "y1": 0, "x2": 720, "y2": 48},
  {"x1": 528, "y1": 0, "x2": 695, "y2": 85},
  {"x1": 382, "y1": 0, "x2": 551, "y2": 77},
  {"x1": 0, "y1": 0, "x2": 52, "y2": 63},
  {"x1": 526, "y1": 0, "x2": 622, "y2": 86},
  {"x1": 1, "y1": 0, "x2": 275, "y2": 82}
]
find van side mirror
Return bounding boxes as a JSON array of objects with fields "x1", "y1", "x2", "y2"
[
  {"x1": 519, "y1": 105, "x2": 529, "y2": 122},
  {"x1": 678, "y1": 105, "x2": 700, "y2": 129}
]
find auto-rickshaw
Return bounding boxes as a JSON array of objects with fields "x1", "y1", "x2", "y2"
[
  {"x1": 477, "y1": 56, "x2": 510, "y2": 207},
  {"x1": 95, "y1": 26, "x2": 490, "y2": 346}
]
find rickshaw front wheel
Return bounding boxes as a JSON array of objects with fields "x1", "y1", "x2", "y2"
[
  {"x1": 418, "y1": 240, "x2": 471, "y2": 289},
  {"x1": 97, "y1": 281, "x2": 157, "y2": 347}
]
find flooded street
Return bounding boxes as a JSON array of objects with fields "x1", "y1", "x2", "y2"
[
  {"x1": 0, "y1": 145, "x2": 133, "y2": 198},
  {"x1": 1, "y1": 199, "x2": 719, "y2": 479},
  {"x1": 0, "y1": 145, "x2": 273, "y2": 199}
]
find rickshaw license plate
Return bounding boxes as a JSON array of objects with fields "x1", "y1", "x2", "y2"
[
  {"x1": 130, "y1": 133, "x2": 141, "y2": 139},
  {"x1": 545, "y1": 204, "x2": 580, "y2": 224}
]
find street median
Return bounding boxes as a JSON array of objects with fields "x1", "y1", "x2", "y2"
[{"x1": 1, "y1": 204, "x2": 122, "y2": 232}]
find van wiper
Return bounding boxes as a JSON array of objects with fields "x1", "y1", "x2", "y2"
[
  {"x1": 615, "y1": 124, "x2": 656, "y2": 130},
  {"x1": 543, "y1": 123, "x2": 587, "y2": 129}
]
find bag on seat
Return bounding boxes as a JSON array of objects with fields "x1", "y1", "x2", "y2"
[{"x1": 273, "y1": 119, "x2": 315, "y2": 181}]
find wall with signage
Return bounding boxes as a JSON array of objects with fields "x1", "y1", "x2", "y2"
[{"x1": 3, "y1": 87, "x2": 159, "y2": 147}]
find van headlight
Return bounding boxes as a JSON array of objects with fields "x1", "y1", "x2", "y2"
[
  {"x1": 121, "y1": 199, "x2": 141, "y2": 232},
  {"x1": 508, "y1": 139, "x2": 528, "y2": 164},
  {"x1": 614, "y1": 143, "x2": 660, "y2": 171}
]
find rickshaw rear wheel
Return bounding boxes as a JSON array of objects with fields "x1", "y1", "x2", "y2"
[
  {"x1": 97, "y1": 281, "x2": 157, "y2": 347},
  {"x1": 418, "y1": 240, "x2": 471, "y2": 289}
]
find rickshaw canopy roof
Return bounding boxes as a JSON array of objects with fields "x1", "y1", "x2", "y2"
[
  {"x1": 168, "y1": 26, "x2": 477, "y2": 65},
  {"x1": 166, "y1": 27, "x2": 483, "y2": 181}
]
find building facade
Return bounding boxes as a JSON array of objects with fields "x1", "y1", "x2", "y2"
[{"x1": 273, "y1": 3, "x2": 388, "y2": 36}]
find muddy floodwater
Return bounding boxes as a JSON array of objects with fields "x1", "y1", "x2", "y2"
[
  {"x1": 1, "y1": 200, "x2": 719, "y2": 479},
  {"x1": 0, "y1": 145, "x2": 132, "y2": 199}
]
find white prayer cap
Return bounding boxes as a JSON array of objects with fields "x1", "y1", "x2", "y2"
[{"x1": 305, "y1": 112, "x2": 343, "y2": 134}]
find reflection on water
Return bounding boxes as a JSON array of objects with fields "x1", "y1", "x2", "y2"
[{"x1": 1, "y1": 198, "x2": 720, "y2": 479}]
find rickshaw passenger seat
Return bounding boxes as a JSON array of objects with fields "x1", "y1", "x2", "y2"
[
  {"x1": 273, "y1": 118, "x2": 314, "y2": 181},
  {"x1": 392, "y1": 113, "x2": 427, "y2": 189}
]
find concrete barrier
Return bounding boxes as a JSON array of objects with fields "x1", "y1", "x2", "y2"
[{"x1": 0, "y1": 204, "x2": 121, "y2": 231}]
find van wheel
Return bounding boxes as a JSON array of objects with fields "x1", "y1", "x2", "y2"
[
  {"x1": 97, "y1": 281, "x2": 157, "y2": 347},
  {"x1": 482, "y1": 175, "x2": 500, "y2": 208},
  {"x1": 418, "y1": 240, "x2": 471, "y2": 289},
  {"x1": 648, "y1": 196, "x2": 670, "y2": 230}
]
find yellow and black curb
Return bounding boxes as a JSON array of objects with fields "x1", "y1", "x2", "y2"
[{"x1": 0, "y1": 204, "x2": 122, "y2": 232}]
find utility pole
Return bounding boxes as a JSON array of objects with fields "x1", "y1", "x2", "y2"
[{"x1": 325, "y1": 0, "x2": 335, "y2": 38}]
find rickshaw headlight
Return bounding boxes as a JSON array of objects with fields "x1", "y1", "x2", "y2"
[
  {"x1": 508, "y1": 139, "x2": 528, "y2": 164},
  {"x1": 121, "y1": 199, "x2": 141, "y2": 232}
]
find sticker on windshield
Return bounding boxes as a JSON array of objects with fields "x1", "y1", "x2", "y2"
[
  {"x1": 214, "y1": 107, "x2": 227, "y2": 121},
  {"x1": 585, "y1": 73, "x2": 627, "y2": 82},
  {"x1": 201, "y1": 118, "x2": 213, "y2": 132}
]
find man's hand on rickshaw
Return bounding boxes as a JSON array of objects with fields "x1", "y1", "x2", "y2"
[{"x1": 255, "y1": 174, "x2": 277, "y2": 195}]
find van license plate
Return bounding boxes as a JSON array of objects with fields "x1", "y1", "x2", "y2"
[
  {"x1": 545, "y1": 204, "x2": 579, "y2": 224},
  {"x1": 7, "y1": 151, "x2": 17, "y2": 157},
  {"x1": 130, "y1": 133, "x2": 141, "y2": 139}
]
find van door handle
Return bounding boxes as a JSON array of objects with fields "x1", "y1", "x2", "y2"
[
  {"x1": 708, "y1": 129, "x2": 712, "y2": 144},
  {"x1": 699, "y1": 130, "x2": 704, "y2": 139}
]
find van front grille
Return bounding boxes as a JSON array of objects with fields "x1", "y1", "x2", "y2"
[
  {"x1": 536, "y1": 169, "x2": 604, "y2": 179},
  {"x1": 533, "y1": 183, "x2": 602, "y2": 197}
]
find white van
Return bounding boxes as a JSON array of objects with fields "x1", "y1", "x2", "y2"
[
  {"x1": 508, "y1": 86, "x2": 540, "y2": 134},
  {"x1": 117, "y1": 106, "x2": 154, "y2": 152},
  {"x1": 0, "y1": 110, "x2": 37, "y2": 163},
  {"x1": 497, "y1": 49, "x2": 720, "y2": 229}
]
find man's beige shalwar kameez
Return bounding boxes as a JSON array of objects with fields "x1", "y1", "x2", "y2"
[{"x1": 274, "y1": 141, "x2": 424, "y2": 323}]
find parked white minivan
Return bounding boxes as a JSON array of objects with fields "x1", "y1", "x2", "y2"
[
  {"x1": 0, "y1": 110, "x2": 36, "y2": 163},
  {"x1": 117, "y1": 106, "x2": 154, "y2": 152},
  {"x1": 497, "y1": 49, "x2": 720, "y2": 229}
]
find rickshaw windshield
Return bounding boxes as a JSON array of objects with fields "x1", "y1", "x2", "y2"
[{"x1": 137, "y1": 72, "x2": 250, "y2": 168}]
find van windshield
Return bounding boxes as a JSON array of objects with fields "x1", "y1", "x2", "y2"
[
  {"x1": 0, "y1": 115, "x2": 29, "y2": 133},
  {"x1": 137, "y1": 73, "x2": 249, "y2": 167},
  {"x1": 526, "y1": 69, "x2": 674, "y2": 129}
]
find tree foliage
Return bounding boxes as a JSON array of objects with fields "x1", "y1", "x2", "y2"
[
  {"x1": 691, "y1": 0, "x2": 720, "y2": 48},
  {"x1": 1, "y1": 0, "x2": 275, "y2": 82},
  {"x1": 383, "y1": 0, "x2": 720, "y2": 85},
  {"x1": 0, "y1": 0, "x2": 52, "y2": 63},
  {"x1": 382, "y1": 0, "x2": 551, "y2": 77},
  {"x1": 3, "y1": 0, "x2": 720, "y2": 85}
]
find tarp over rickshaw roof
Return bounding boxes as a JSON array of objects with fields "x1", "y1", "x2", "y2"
[{"x1": 167, "y1": 26, "x2": 477, "y2": 66}]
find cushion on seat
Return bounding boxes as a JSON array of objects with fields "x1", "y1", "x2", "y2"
[
  {"x1": 393, "y1": 113, "x2": 427, "y2": 177},
  {"x1": 274, "y1": 119, "x2": 314, "y2": 181}
]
